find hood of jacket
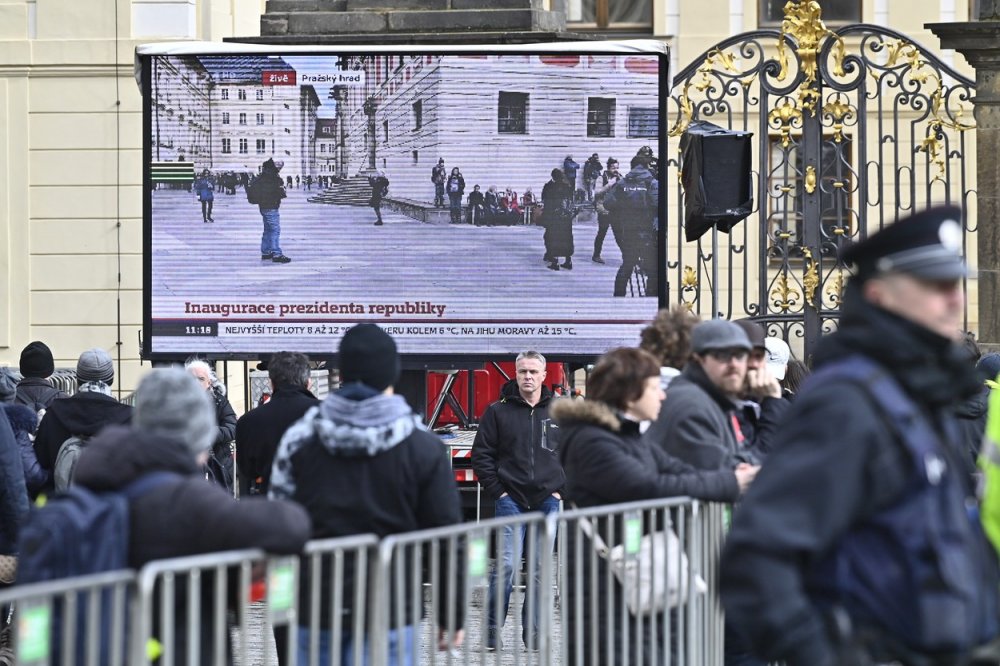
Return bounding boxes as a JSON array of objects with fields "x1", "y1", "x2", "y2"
[
  {"x1": 813, "y1": 282, "x2": 981, "y2": 409},
  {"x1": 72, "y1": 426, "x2": 199, "y2": 491},
  {"x1": 47, "y1": 392, "x2": 132, "y2": 436},
  {"x1": 287, "y1": 386, "x2": 424, "y2": 458},
  {"x1": 498, "y1": 379, "x2": 554, "y2": 407},
  {"x1": 623, "y1": 164, "x2": 654, "y2": 186},
  {"x1": 956, "y1": 385, "x2": 989, "y2": 420},
  {"x1": 2, "y1": 404, "x2": 37, "y2": 435},
  {"x1": 551, "y1": 398, "x2": 621, "y2": 431}
]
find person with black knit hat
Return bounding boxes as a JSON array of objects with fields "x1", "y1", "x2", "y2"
[
  {"x1": 14, "y1": 341, "x2": 67, "y2": 411},
  {"x1": 33, "y1": 348, "x2": 132, "y2": 493},
  {"x1": 270, "y1": 324, "x2": 464, "y2": 664}
]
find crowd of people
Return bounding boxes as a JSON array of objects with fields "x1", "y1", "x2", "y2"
[{"x1": 2, "y1": 207, "x2": 1000, "y2": 665}]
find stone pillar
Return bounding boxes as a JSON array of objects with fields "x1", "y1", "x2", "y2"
[{"x1": 929, "y1": 19, "x2": 1000, "y2": 347}]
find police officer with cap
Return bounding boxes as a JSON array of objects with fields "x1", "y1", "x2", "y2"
[{"x1": 720, "y1": 206, "x2": 1000, "y2": 665}]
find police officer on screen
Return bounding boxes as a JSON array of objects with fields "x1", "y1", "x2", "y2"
[{"x1": 720, "y1": 207, "x2": 1000, "y2": 666}]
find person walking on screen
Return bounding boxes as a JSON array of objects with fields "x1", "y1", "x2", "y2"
[
  {"x1": 246, "y1": 158, "x2": 290, "y2": 263},
  {"x1": 369, "y1": 171, "x2": 390, "y2": 226}
]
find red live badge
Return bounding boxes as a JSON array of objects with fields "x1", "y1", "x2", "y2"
[{"x1": 262, "y1": 71, "x2": 297, "y2": 85}]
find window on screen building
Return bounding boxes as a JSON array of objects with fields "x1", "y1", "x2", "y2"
[
  {"x1": 498, "y1": 92, "x2": 529, "y2": 134},
  {"x1": 566, "y1": 0, "x2": 653, "y2": 32},
  {"x1": 588, "y1": 98, "x2": 616, "y2": 138},
  {"x1": 760, "y1": 0, "x2": 860, "y2": 24}
]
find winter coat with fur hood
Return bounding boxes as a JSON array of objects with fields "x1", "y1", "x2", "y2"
[{"x1": 552, "y1": 398, "x2": 739, "y2": 508}]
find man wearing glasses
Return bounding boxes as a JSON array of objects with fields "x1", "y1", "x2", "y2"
[{"x1": 645, "y1": 318, "x2": 756, "y2": 471}]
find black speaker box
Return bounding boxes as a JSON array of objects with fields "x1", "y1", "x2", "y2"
[{"x1": 680, "y1": 120, "x2": 754, "y2": 242}]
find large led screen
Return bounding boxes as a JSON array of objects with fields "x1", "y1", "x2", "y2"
[{"x1": 140, "y1": 43, "x2": 667, "y2": 359}]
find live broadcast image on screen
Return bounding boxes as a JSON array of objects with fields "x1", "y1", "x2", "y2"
[{"x1": 142, "y1": 46, "x2": 665, "y2": 359}]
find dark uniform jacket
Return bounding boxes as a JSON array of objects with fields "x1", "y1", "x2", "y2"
[
  {"x1": 235, "y1": 384, "x2": 318, "y2": 496},
  {"x1": 471, "y1": 381, "x2": 565, "y2": 510},
  {"x1": 719, "y1": 284, "x2": 995, "y2": 666}
]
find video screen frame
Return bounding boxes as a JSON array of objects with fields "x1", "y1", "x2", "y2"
[{"x1": 139, "y1": 42, "x2": 669, "y2": 363}]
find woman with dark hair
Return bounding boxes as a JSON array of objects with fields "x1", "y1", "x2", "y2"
[
  {"x1": 541, "y1": 168, "x2": 575, "y2": 270},
  {"x1": 553, "y1": 347, "x2": 756, "y2": 665},
  {"x1": 782, "y1": 359, "x2": 810, "y2": 398}
]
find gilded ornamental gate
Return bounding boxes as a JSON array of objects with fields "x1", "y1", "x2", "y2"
[{"x1": 665, "y1": 0, "x2": 977, "y2": 358}]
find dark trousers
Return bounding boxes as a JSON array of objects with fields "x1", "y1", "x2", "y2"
[
  {"x1": 372, "y1": 201, "x2": 382, "y2": 222},
  {"x1": 613, "y1": 228, "x2": 657, "y2": 297},
  {"x1": 434, "y1": 182, "x2": 445, "y2": 207},
  {"x1": 200, "y1": 199, "x2": 213, "y2": 222},
  {"x1": 593, "y1": 214, "x2": 612, "y2": 258},
  {"x1": 448, "y1": 193, "x2": 462, "y2": 224}
]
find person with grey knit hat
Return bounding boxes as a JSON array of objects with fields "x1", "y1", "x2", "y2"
[
  {"x1": 15, "y1": 340, "x2": 67, "y2": 411},
  {"x1": 32, "y1": 348, "x2": 132, "y2": 494},
  {"x1": 73, "y1": 368, "x2": 310, "y2": 664},
  {"x1": 271, "y1": 324, "x2": 465, "y2": 663}
]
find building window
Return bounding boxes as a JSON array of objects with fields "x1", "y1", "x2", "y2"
[
  {"x1": 767, "y1": 134, "x2": 854, "y2": 258},
  {"x1": 256, "y1": 89, "x2": 264, "y2": 101},
  {"x1": 239, "y1": 138, "x2": 248, "y2": 154},
  {"x1": 321, "y1": 144, "x2": 326, "y2": 153},
  {"x1": 238, "y1": 89, "x2": 247, "y2": 101},
  {"x1": 221, "y1": 88, "x2": 229, "y2": 100},
  {"x1": 221, "y1": 138, "x2": 231, "y2": 154},
  {"x1": 256, "y1": 139, "x2": 266, "y2": 154},
  {"x1": 627, "y1": 107, "x2": 659, "y2": 138},
  {"x1": 760, "y1": 0, "x2": 860, "y2": 24},
  {"x1": 412, "y1": 150, "x2": 419, "y2": 164},
  {"x1": 588, "y1": 98, "x2": 616, "y2": 138},
  {"x1": 383, "y1": 120, "x2": 389, "y2": 143},
  {"x1": 566, "y1": 0, "x2": 653, "y2": 30},
  {"x1": 256, "y1": 113, "x2": 265, "y2": 125},
  {"x1": 498, "y1": 91, "x2": 529, "y2": 134},
  {"x1": 239, "y1": 113, "x2": 247, "y2": 125},
  {"x1": 222, "y1": 112, "x2": 230, "y2": 125},
  {"x1": 413, "y1": 100, "x2": 422, "y2": 130}
]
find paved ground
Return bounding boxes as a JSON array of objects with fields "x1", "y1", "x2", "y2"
[{"x1": 236, "y1": 567, "x2": 562, "y2": 665}]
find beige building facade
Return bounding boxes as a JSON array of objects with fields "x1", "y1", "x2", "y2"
[{"x1": 0, "y1": 0, "x2": 980, "y2": 403}]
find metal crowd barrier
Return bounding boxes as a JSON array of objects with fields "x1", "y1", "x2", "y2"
[
  {"x1": 298, "y1": 534, "x2": 379, "y2": 666},
  {"x1": 0, "y1": 497, "x2": 728, "y2": 665},
  {"x1": 131, "y1": 548, "x2": 285, "y2": 665},
  {"x1": 555, "y1": 498, "x2": 711, "y2": 666},
  {"x1": 0, "y1": 569, "x2": 134, "y2": 666}
]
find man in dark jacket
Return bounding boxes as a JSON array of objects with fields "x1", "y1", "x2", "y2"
[
  {"x1": 721, "y1": 207, "x2": 1000, "y2": 666},
  {"x1": 15, "y1": 340, "x2": 67, "y2": 410},
  {"x1": 733, "y1": 319, "x2": 791, "y2": 461},
  {"x1": 33, "y1": 348, "x2": 132, "y2": 493},
  {"x1": 471, "y1": 350, "x2": 564, "y2": 651},
  {"x1": 956, "y1": 351, "x2": 1000, "y2": 476},
  {"x1": 646, "y1": 319, "x2": 755, "y2": 471},
  {"x1": 235, "y1": 351, "x2": 318, "y2": 497},
  {"x1": 603, "y1": 155, "x2": 658, "y2": 297},
  {"x1": 270, "y1": 324, "x2": 464, "y2": 664},
  {"x1": 250, "y1": 157, "x2": 290, "y2": 263},
  {"x1": 73, "y1": 368, "x2": 310, "y2": 664}
]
